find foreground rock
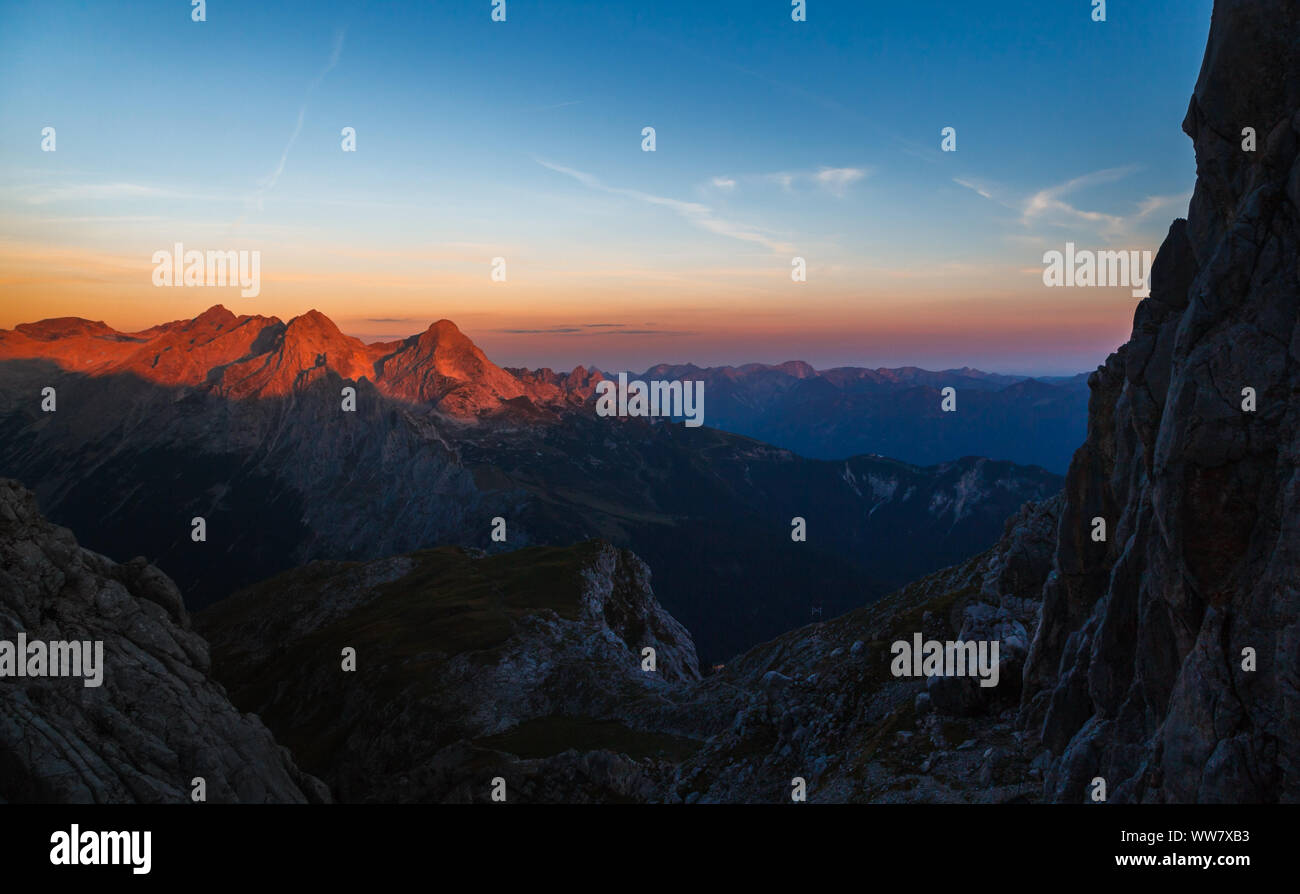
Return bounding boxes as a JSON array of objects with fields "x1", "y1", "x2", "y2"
[
  {"x1": 1021, "y1": 0, "x2": 1300, "y2": 803},
  {"x1": 199, "y1": 541, "x2": 703, "y2": 802},
  {"x1": 0, "y1": 480, "x2": 327, "y2": 803}
]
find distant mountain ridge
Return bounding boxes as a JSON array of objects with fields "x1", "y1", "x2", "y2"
[
  {"x1": 2, "y1": 308, "x2": 1086, "y2": 471},
  {"x1": 607, "y1": 361, "x2": 1090, "y2": 473},
  {"x1": 0, "y1": 305, "x2": 1062, "y2": 661}
]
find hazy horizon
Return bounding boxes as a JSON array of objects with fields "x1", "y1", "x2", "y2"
[{"x1": 3, "y1": 300, "x2": 1095, "y2": 379}]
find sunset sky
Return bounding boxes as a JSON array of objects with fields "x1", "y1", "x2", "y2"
[{"x1": 0, "y1": 0, "x2": 1214, "y2": 375}]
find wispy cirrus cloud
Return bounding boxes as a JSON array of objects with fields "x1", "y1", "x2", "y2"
[
  {"x1": 254, "y1": 28, "x2": 347, "y2": 205},
  {"x1": 18, "y1": 182, "x2": 228, "y2": 205},
  {"x1": 1134, "y1": 192, "x2": 1192, "y2": 221},
  {"x1": 957, "y1": 168, "x2": 1190, "y2": 243},
  {"x1": 1021, "y1": 166, "x2": 1137, "y2": 233},
  {"x1": 1023, "y1": 168, "x2": 1192, "y2": 242},
  {"x1": 764, "y1": 166, "x2": 870, "y2": 196},
  {"x1": 813, "y1": 167, "x2": 868, "y2": 195},
  {"x1": 952, "y1": 177, "x2": 996, "y2": 201},
  {"x1": 494, "y1": 323, "x2": 690, "y2": 337},
  {"x1": 537, "y1": 159, "x2": 795, "y2": 254}
]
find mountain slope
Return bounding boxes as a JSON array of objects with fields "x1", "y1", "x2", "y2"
[
  {"x1": 457, "y1": 416, "x2": 1062, "y2": 660},
  {"x1": 0, "y1": 307, "x2": 1087, "y2": 471},
  {"x1": 0, "y1": 480, "x2": 328, "y2": 803},
  {"x1": 192, "y1": 485, "x2": 1064, "y2": 803},
  {"x1": 655, "y1": 494, "x2": 1063, "y2": 803},
  {"x1": 198, "y1": 541, "x2": 702, "y2": 802}
]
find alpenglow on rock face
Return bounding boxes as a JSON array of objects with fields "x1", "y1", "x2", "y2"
[
  {"x1": 0, "y1": 305, "x2": 556, "y2": 416},
  {"x1": 0, "y1": 480, "x2": 328, "y2": 803},
  {"x1": 1021, "y1": 0, "x2": 1300, "y2": 803}
]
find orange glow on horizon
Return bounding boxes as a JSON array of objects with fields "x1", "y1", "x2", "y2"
[{"x1": 0, "y1": 241, "x2": 1138, "y2": 373}]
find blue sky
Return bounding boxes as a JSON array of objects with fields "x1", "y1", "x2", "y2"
[{"x1": 0, "y1": 0, "x2": 1216, "y2": 374}]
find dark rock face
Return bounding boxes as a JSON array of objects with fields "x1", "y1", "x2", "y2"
[
  {"x1": 1021, "y1": 0, "x2": 1300, "y2": 803},
  {"x1": 198, "y1": 541, "x2": 702, "y2": 802},
  {"x1": 0, "y1": 480, "x2": 328, "y2": 804}
]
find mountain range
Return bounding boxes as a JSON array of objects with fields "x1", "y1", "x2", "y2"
[
  {"x1": 0, "y1": 307, "x2": 1061, "y2": 662},
  {"x1": 619, "y1": 362, "x2": 1089, "y2": 473},
  {"x1": 1, "y1": 306, "x2": 1087, "y2": 472}
]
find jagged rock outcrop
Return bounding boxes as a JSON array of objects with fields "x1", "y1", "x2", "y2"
[
  {"x1": 505, "y1": 364, "x2": 606, "y2": 406},
  {"x1": 198, "y1": 540, "x2": 701, "y2": 802},
  {"x1": 1021, "y1": 0, "x2": 1300, "y2": 803},
  {"x1": 0, "y1": 480, "x2": 328, "y2": 803},
  {"x1": 656, "y1": 495, "x2": 1062, "y2": 803}
]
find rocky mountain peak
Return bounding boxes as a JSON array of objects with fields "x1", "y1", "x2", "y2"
[
  {"x1": 774, "y1": 360, "x2": 817, "y2": 378},
  {"x1": 13, "y1": 317, "x2": 116, "y2": 341},
  {"x1": 0, "y1": 305, "x2": 564, "y2": 418},
  {"x1": 371, "y1": 316, "x2": 524, "y2": 412},
  {"x1": 189, "y1": 303, "x2": 238, "y2": 329}
]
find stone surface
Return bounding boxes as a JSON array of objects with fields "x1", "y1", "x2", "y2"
[
  {"x1": 199, "y1": 540, "x2": 702, "y2": 802},
  {"x1": 1021, "y1": 0, "x2": 1300, "y2": 803},
  {"x1": 0, "y1": 479, "x2": 328, "y2": 804}
]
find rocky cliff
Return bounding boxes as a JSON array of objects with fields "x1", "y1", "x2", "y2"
[
  {"x1": 0, "y1": 480, "x2": 327, "y2": 803},
  {"x1": 198, "y1": 540, "x2": 703, "y2": 802},
  {"x1": 1021, "y1": 0, "x2": 1300, "y2": 803}
]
